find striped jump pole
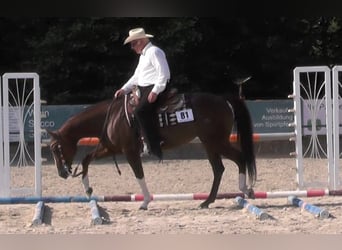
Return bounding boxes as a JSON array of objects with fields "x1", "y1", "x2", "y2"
[
  {"x1": 31, "y1": 201, "x2": 45, "y2": 225},
  {"x1": 89, "y1": 200, "x2": 102, "y2": 225},
  {"x1": 248, "y1": 189, "x2": 342, "y2": 199},
  {"x1": 235, "y1": 197, "x2": 269, "y2": 220},
  {"x1": 229, "y1": 132, "x2": 295, "y2": 142},
  {"x1": 76, "y1": 132, "x2": 295, "y2": 146},
  {"x1": 1, "y1": 189, "x2": 342, "y2": 204},
  {"x1": 77, "y1": 137, "x2": 100, "y2": 146},
  {"x1": 288, "y1": 196, "x2": 330, "y2": 219}
]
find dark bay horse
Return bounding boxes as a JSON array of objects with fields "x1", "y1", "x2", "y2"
[
  {"x1": 48, "y1": 100, "x2": 114, "y2": 195},
  {"x1": 49, "y1": 92, "x2": 257, "y2": 210}
]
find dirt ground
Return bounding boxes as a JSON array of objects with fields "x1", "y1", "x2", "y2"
[{"x1": 1, "y1": 157, "x2": 342, "y2": 234}]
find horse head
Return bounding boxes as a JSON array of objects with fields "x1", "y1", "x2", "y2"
[{"x1": 47, "y1": 130, "x2": 75, "y2": 179}]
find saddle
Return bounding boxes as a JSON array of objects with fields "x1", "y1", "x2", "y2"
[{"x1": 124, "y1": 87, "x2": 191, "y2": 127}]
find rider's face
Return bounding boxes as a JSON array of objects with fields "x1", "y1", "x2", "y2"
[{"x1": 130, "y1": 39, "x2": 144, "y2": 54}]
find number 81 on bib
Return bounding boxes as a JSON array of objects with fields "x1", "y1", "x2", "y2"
[{"x1": 175, "y1": 109, "x2": 194, "y2": 123}]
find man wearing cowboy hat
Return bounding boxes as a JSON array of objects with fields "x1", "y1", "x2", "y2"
[{"x1": 114, "y1": 27, "x2": 171, "y2": 160}]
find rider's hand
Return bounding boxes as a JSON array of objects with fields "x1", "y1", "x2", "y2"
[
  {"x1": 114, "y1": 89, "x2": 125, "y2": 99},
  {"x1": 148, "y1": 91, "x2": 158, "y2": 103}
]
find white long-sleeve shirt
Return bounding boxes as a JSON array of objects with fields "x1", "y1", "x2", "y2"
[{"x1": 121, "y1": 42, "x2": 170, "y2": 95}]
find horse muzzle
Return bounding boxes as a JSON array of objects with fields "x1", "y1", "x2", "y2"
[{"x1": 58, "y1": 164, "x2": 72, "y2": 179}]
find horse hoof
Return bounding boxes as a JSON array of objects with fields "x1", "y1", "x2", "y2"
[
  {"x1": 246, "y1": 188, "x2": 255, "y2": 199},
  {"x1": 139, "y1": 206, "x2": 148, "y2": 210},
  {"x1": 199, "y1": 203, "x2": 209, "y2": 209},
  {"x1": 86, "y1": 187, "x2": 93, "y2": 198}
]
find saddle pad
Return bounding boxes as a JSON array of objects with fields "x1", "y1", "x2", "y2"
[{"x1": 158, "y1": 108, "x2": 194, "y2": 127}]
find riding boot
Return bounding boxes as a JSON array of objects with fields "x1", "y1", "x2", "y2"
[
  {"x1": 148, "y1": 135, "x2": 163, "y2": 160},
  {"x1": 141, "y1": 124, "x2": 163, "y2": 160},
  {"x1": 134, "y1": 100, "x2": 163, "y2": 160},
  {"x1": 138, "y1": 113, "x2": 163, "y2": 160},
  {"x1": 134, "y1": 85, "x2": 167, "y2": 161}
]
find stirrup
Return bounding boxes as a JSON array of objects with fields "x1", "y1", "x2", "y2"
[{"x1": 140, "y1": 141, "x2": 151, "y2": 157}]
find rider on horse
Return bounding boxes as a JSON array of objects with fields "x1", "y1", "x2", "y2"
[{"x1": 114, "y1": 27, "x2": 171, "y2": 160}]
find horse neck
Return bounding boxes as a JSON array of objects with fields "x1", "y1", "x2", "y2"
[
  {"x1": 58, "y1": 99, "x2": 122, "y2": 145},
  {"x1": 59, "y1": 110, "x2": 108, "y2": 144},
  {"x1": 58, "y1": 123, "x2": 90, "y2": 146}
]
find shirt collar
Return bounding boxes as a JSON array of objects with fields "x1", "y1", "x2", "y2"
[{"x1": 141, "y1": 42, "x2": 152, "y2": 55}]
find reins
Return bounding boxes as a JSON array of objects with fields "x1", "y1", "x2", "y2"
[
  {"x1": 72, "y1": 98, "x2": 122, "y2": 177},
  {"x1": 98, "y1": 98, "x2": 122, "y2": 176}
]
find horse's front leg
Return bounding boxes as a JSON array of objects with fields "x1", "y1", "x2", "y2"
[
  {"x1": 136, "y1": 177, "x2": 152, "y2": 210},
  {"x1": 81, "y1": 145, "x2": 112, "y2": 197},
  {"x1": 81, "y1": 152, "x2": 94, "y2": 197},
  {"x1": 125, "y1": 151, "x2": 151, "y2": 210}
]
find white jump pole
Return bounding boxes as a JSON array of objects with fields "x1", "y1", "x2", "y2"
[
  {"x1": 31, "y1": 201, "x2": 45, "y2": 225},
  {"x1": 89, "y1": 200, "x2": 102, "y2": 225}
]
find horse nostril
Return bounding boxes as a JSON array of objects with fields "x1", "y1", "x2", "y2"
[{"x1": 64, "y1": 165, "x2": 72, "y2": 175}]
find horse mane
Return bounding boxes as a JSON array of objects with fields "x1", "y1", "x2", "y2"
[{"x1": 58, "y1": 99, "x2": 113, "y2": 142}]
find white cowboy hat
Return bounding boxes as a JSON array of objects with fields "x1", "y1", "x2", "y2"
[{"x1": 123, "y1": 28, "x2": 154, "y2": 45}]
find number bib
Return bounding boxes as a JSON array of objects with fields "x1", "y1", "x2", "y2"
[{"x1": 175, "y1": 109, "x2": 194, "y2": 123}]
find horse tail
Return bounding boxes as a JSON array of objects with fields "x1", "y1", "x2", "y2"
[{"x1": 228, "y1": 95, "x2": 257, "y2": 187}]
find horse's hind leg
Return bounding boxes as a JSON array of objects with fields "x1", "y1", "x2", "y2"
[
  {"x1": 220, "y1": 144, "x2": 254, "y2": 198},
  {"x1": 200, "y1": 149, "x2": 225, "y2": 209}
]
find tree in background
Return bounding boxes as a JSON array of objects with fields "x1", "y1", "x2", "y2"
[{"x1": 0, "y1": 17, "x2": 341, "y2": 104}]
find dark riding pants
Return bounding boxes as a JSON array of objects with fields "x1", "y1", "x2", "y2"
[{"x1": 134, "y1": 85, "x2": 167, "y2": 159}]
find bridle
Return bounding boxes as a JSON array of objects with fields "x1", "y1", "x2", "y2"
[{"x1": 50, "y1": 133, "x2": 72, "y2": 176}]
